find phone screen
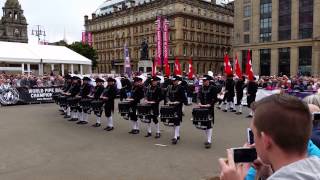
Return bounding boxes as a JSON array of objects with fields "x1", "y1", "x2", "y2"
[
  {"x1": 247, "y1": 128, "x2": 254, "y2": 145},
  {"x1": 233, "y1": 148, "x2": 257, "y2": 163}
]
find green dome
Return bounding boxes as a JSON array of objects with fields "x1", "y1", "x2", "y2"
[{"x1": 5, "y1": 0, "x2": 21, "y2": 8}]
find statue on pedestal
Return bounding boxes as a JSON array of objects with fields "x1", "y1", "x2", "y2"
[{"x1": 140, "y1": 38, "x2": 149, "y2": 61}]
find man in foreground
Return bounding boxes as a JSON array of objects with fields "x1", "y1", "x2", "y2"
[{"x1": 219, "y1": 94, "x2": 320, "y2": 180}]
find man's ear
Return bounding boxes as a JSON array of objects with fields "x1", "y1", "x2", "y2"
[{"x1": 261, "y1": 132, "x2": 272, "y2": 150}]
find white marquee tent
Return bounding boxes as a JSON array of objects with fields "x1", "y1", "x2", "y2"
[{"x1": 0, "y1": 41, "x2": 92, "y2": 75}]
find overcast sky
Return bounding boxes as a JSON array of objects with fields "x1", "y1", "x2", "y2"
[{"x1": 0, "y1": 0, "x2": 228, "y2": 44}]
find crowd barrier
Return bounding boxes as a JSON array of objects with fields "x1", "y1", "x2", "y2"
[{"x1": 0, "y1": 86, "x2": 63, "y2": 106}]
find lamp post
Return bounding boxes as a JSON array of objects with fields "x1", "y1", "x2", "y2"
[{"x1": 31, "y1": 25, "x2": 46, "y2": 44}]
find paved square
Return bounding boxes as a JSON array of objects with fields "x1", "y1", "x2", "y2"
[{"x1": 0, "y1": 102, "x2": 250, "y2": 180}]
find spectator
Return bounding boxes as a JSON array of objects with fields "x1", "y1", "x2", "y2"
[{"x1": 219, "y1": 94, "x2": 320, "y2": 180}]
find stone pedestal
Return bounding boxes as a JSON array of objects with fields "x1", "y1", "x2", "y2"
[{"x1": 138, "y1": 60, "x2": 153, "y2": 73}]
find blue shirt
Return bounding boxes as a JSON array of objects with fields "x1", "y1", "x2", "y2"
[
  {"x1": 311, "y1": 127, "x2": 320, "y2": 148},
  {"x1": 245, "y1": 140, "x2": 320, "y2": 180}
]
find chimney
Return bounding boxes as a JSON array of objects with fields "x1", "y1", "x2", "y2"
[
  {"x1": 92, "y1": 13, "x2": 96, "y2": 19},
  {"x1": 84, "y1": 15, "x2": 88, "y2": 21}
]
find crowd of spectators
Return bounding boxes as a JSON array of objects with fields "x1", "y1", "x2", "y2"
[{"x1": 0, "y1": 72, "x2": 64, "y2": 88}]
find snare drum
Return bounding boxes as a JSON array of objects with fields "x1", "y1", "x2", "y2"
[
  {"x1": 118, "y1": 101, "x2": 132, "y2": 118},
  {"x1": 91, "y1": 100, "x2": 104, "y2": 111},
  {"x1": 79, "y1": 98, "x2": 92, "y2": 110},
  {"x1": 160, "y1": 105, "x2": 177, "y2": 126},
  {"x1": 52, "y1": 92, "x2": 60, "y2": 104},
  {"x1": 137, "y1": 103, "x2": 153, "y2": 123},
  {"x1": 58, "y1": 95, "x2": 68, "y2": 107},
  {"x1": 67, "y1": 97, "x2": 81, "y2": 108},
  {"x1": 192, "y1": 108, "x2": 212, "y2": 130}
]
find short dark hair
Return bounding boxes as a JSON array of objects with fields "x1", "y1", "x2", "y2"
[{"x1": 252, "y1": 94, "x2": 311, "y2": 154}]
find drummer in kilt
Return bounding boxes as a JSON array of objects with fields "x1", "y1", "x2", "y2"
[
  {"x1": 144, "y1": 76, "x2": 162, "y2": 138},
  {"x1": 166, "y1": 75, "x2": 187, "y2": 145},
  {"x1": 127, "y1": 77, "x2": 144, "y2": 135},
  {"x1": 64, "y1": 76, "x2": 81, "y2": 121},
  {"x1": 60, "y1": 74, "x2": 72, "y2": 116},
  {"x1": 76, "y1": 77, "x2": 93, "y2": 125},
  {"x1": 90, "y1": 78, "x2": 106, "y2": 127},
  {"x1": 101, "y1": 77, "x2": 117, "y2": 131},
  {"x1": 198, "y1": 75, "x2": 218, "y2": 149}
]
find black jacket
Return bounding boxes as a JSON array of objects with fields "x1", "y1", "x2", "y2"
[{"x1": 198, "y1": 85, "x2": 218, "y2": 107}]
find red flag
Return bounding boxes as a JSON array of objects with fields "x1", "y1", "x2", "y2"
[
  {"x1": 188, "y1": 58, "x2": 193, "y2": 79},
  {"x1": 165, "y1": 63, "x2": 170, "y2": 76},
  {"x1": 224, "y1": 53, "x2": 233, "y2": 75},
  {"x1": 152, "y1": 58, "x2": 157, "y2": 76},
  {"x1": 246, "y1": 50, "x2": 254, "y2": 81},
  {"x1": 235, "y1": 55, "x2": 242, "y2": 78},
  {"x1": 174, "y1": 58, "x2": 182, "y2": 75}
]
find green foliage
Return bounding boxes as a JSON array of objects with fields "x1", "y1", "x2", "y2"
[{"x1": 67, "y1": 42, "x2": 98, "y2": 69}]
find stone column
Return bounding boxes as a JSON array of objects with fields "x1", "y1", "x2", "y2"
[
  {"x1": 314, "y1": 0, "x2": 320, "y2": 39},
  {"x1": 271, "y1": 48, "x2": 279, "y2": 75},
  {"x1": 252, "y1": 49, "x2": 260, "y2": 75},
  {"x1": 71, "y1": 64, "x2": 74, "y2": 74},
  {"x1": 312, "y1": 42, "x2": 320, "y2": 75},
  {"x1": 61, "y1": 64, "x2": 65, "y2": 76},
  {"x1": 290, "y1": 47, "x2": 299, "y2": 76},
  {"x1": 271, "y1": 0, "x2": 279, "y2": 42},
  {"x1": 27, "y1": 64, "x2": 31, "y2": 76},
  {"x1": 252, "y1": 0, "x2": 261, "y2": 43},
  {"x1": 291, "y1": 0, "x2": 299, "y2": 40},
  {"x1": 21, "y1": 63, "x2": 24, "y2": 74}
]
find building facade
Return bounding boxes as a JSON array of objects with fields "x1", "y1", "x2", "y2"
[
  {"x1": 84, "y1": 0, "x2": 233, "y2": 74},
  {"x1": 233, "y1": 0, "x2": 320, "y2": 76},
  {"x1": 0, "y1": 0, "x2": 28, "y2": 43}
]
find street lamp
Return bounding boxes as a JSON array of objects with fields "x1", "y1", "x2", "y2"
[{"x1": 31, "y1": 25, "x2": 46, "y2": 44}]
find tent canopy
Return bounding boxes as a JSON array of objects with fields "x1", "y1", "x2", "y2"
[{"x1": 0, "y1": 41, "x2": 92, "y2": 65}]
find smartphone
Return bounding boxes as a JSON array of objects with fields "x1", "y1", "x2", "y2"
[
  {"x1": 232, "y1": 147, "x2": 257, "y2": 163},
  {"x1": 312, "y1": 112, "x2": 320, "y2": 121},
  {"x1": 312, "y1": 112, "x2": 320, "y2": 126},
  {"x1": 247, "y1": 128, "x2": 254, "y2": 145}
]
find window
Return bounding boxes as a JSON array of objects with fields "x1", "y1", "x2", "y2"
[
  {"x1": 299, "y1": 46, "x2": 312, "y2": 75},
  {"x1": 191, "y1": 20, "x2": 194, "y2": 28},
  {"x1": 279, "y1": 0, "x2": 291, "y2": 41},
  {"x1": 260, "y1": 0, "x2": 272, "y2": 42},
  {"x1": 260, "y1": 49, "x2": 271, "y2": 76},
  {"x1": 243, "y1": 20, "x2": 250, "y2": 32},
  {"x1": 243, "y1": 5, "x2": 251, "y2": 17},
  {"x1": 183, "y1": 32, "x2": 187, "y2": 40},
  {"x1": 197, "y1": 21, "x2": 201, "y2": 29},
  {"x1": 183, "y1": 47, "x2": 187, "y2": 56},
  {"x1": 183, "y1": 18, "x2": 188, "y2": 27},
  {"x1": 299, "y1": 0, "x2": 313, "y2": 39},
  {"x1": 279, "y1": 48, "x2": 290, "y2": 76},
  {"x1": 244, "y1": 34, "x2": 250, "y2": 43}
]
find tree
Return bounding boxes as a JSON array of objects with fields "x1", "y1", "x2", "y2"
[{"x1": 67, "y1": 42, "x2": 98, "y2": 70}]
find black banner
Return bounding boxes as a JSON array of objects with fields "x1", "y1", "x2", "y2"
[{"x1": 0, "y1": 86, "x2": 63, "y2": 105}]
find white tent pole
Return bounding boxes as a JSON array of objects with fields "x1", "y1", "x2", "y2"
[
  {"x1": 80, "y1": 65, "x2": 83, "y2": 75},
  {"x1": 51, "y1": 64, "x2": 54, "y2": 71},
  {"x1": 27, "y1": 64, "x2": 30, "y2": 76},
  {"x1": 61, "y1": 64, "x2": 65, "y2": 76},
  {"x1": 21, "y1": 63, "x2": 24, "y2": 74},
  {"x1": 71, "y1": 64, "x2": 74, "y2": 74}
]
